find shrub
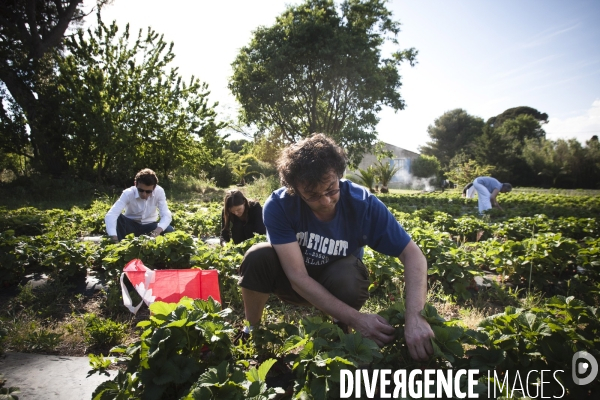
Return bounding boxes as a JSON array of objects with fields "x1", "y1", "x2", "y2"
[{"x1": 83, "y1": 313, "x2": 128, "y2": 347}]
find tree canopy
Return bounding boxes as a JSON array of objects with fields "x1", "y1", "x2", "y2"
[
  {"x1": 56, "y1": 15, "x2": 226, "y2": 184},
  {"x1": 486, "y1": 106, "x2": 548, "y2": 128},
  {"x1": 419, "y1": 109, "x2": 484, "y2": 167},
  {"x1": 229, "y1": 0, "x2": 417, "y2": 166},
  {"x1": 0, "y1": 0, "x2": 91, "y2": 176}
]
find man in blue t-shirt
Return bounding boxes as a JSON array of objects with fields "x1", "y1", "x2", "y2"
[
  {"x1": 471, "y1": 176, "x2": 512, "y2": 213},
  {"x1": 238, "y1": 134, "x2": 434, "y2": 362}
]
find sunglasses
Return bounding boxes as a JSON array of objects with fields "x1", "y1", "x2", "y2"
[{"x1": 137, "y1": 188, "x2": 154, "y2": 194}]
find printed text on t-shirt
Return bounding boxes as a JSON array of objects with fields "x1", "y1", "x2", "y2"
[{"x1": 296, "y1": 231, "x2": 349, "y2": 258}]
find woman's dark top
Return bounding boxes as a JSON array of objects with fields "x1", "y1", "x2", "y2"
[{"x1": 220, "y1": 201, "x2": 266, "y2": 244}]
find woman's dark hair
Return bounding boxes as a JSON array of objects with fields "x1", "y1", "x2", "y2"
[
  {"x1": 134, "y1": 168, "x2": 158, "y2": 187},
  {"x1": 276, "y1": 133, "x2": 347, "y2": 195},
  {"x1": 223, "y1": 190, "x2": 250, "y2": 229}
]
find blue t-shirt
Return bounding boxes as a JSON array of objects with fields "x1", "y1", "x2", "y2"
[
  {"x1": 475, "y1": 177, "x2": 502, "y2": 193},
  {"x1": 263, "y1": 179, "x2": 411, "y2": 267}
]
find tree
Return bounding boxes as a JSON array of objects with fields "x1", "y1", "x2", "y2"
[
  {"x1": 229, "y1": 0, "x2": 417, "y2": 166},
  {"x1": 521, "y1": 138, "x2": 568, "y2": 187},
  {"x1": 351, "y1": 165, "x2": 377, "y2": 193},
  {"x1": 56, "y1": 15, "x2": 226, "y2": 184},
  {"x1": 228, "y1": 139, "x2": 250, "y2": 154},
  {"x1": 374, "y1": 159, "x2": 400, "y2": 193},
  {"x1": 445, "y1": 155, "x2": 493, "y2": 188},
  {"x1": 521, "y1": 136, "x2": 600, "y2": 189},
  {"x1": 473, "y1": 114, "x2": 543, "y2": 185},
  {"x1": 0, "y1": 0, "x2": 94, "y2": 176},
  {"x1": 251, "y1": 131, "x2": 286, "y2": 166},
  {"x1": 419, "y1": 109, "x2": 484, "y2": 167},
  {"x1": 411, "y1": 155, "x2": 441, "y2": 179},
  {"x1": 486, "y1": 106, "x2": 548, "y2": 128}
]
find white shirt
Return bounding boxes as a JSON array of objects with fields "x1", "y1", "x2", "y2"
[{"x1": 105, "y1": 185, "x2": 172, "y2": 236}]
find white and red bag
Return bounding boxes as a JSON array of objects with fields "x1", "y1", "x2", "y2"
[{"x1": 120, "y1": 258, "x2": 221, "y2": 314}]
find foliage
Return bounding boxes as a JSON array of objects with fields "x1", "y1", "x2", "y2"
[
  {"x1": 90, "y1": 297, "x2": 283, "y2": 400},
  {"x1": 473, "y1": 115, "x2": 544, "y2": 185},
  {"x1": 373, "y1": 160, "x2": 401, "y2": 192},
  {"x1": 486, "y1": 106, "x2": 548, "y2": 128},
  {"x1": 56, "y1": 15, "x2": 226, "y2": 184},
  {"x1": 84, "y1": 313, "x2": 128, "y2": 348},
  {"x1": 475, "y1": 296, "x2": 600, "y2": 396},
  {"x1": 351, "y1": 166, "x2": 377, "y2": 193},
  {"x1": 101, "y1": 231, "x2": 198, "y2": 282},
  {"x1": 229, "y1": 0, "x2": 418, "y2": 166},
  {"x1": 410, "y1": 154, "x2": 441, "y2": 179},
  {"x1": 0, "y1": 230, "x2": 29, "y2": 286},
  {"x1": 419, "y1": 108, "x2": 485, "y2": 167},
  {"x1": 445, "y1": 156, "x2": 494, "y2": 188},
  {"x1": 250, "y1": 132, "x2": 286, "y2": 165},
  {"x1": 0, "y1": 0, "x2": 88, "y2": 176},
  {"x1": 523, "y1": 137, "x2": 600, "y2": 189}
]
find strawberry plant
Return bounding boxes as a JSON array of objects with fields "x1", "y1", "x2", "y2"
[{"x1": 101, "y1": 231, "x2": 198, "y2": 282}]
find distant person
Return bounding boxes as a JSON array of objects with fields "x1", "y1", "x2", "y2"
[
  {"x1": 105, "y1": 168, "x2": 174, "y2": 242},
  {"x1": 220, "y1": 190, "x2": 266, "y2": 245},
  {"x1": 470, "y1": 176, "x2": 512, "y2": 213}
]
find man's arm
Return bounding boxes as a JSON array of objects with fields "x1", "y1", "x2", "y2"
[
  {"x1": 272, "y1": 242, "x2": 395, "y2": 347},
  {"x1": 399, "y1": 240, "x2": 435, "y2": 361},
  {"x1": 155, "y1": 188, "x2": 172, "y2": 233},
  {"x1": 105, "y1": 190, "x2": 130, "y2": 241},
  {"x1": 489, "y1": 188, "x2": 502, "y2": 209}
]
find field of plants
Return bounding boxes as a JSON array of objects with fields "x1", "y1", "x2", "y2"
[{"x1": 0, "y1": 188, "x2": 599, "y2": 399}]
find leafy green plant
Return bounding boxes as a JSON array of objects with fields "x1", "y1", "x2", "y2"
[
  {"x1": 351, "y1": 166, "x2": 377, "y2": 193},
  {"x1": 374, "y1": 160, "x2": 401, "y2": 193},
  {"x1": 101, "y1": 230, "x2": 198, "y2": 282},
  {"x1": 84, "y1": 313, "x2": 128, "y2": 348}
]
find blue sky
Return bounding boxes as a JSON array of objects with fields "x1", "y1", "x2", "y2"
[{"x1": 87, "y1": 0, "x2": 600, "y2": 153}]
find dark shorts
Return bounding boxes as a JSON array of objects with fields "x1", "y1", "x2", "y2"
[{"x1": 238, "y1": 242, "x2": 370, "y2": 310}]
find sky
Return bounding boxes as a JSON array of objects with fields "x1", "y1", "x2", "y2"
[{"x1": 83, "y1": 0, "x2": 600, "y2": 153}]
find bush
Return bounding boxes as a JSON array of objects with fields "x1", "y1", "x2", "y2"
[{"x1": 83, "y1": 313, "x2": 128, "y2": 347}]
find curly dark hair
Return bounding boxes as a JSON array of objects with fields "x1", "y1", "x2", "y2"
[
  {"x1": 134, "y1": 168, "x2": 158, "y2": 187},
  {"x1": 276, "y1": 133, "x2": 347, "y2": 194}
]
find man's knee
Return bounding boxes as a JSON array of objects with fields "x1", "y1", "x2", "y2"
[
  {"x1": 240, "y1": 242, "x2": 277, "y2": 275},
  {"x1": 320, "y1": 257, "x2": 370, "y2": 310},
  {"x1": 238, "y1": 242, "x2": 282, "y2": 294}
]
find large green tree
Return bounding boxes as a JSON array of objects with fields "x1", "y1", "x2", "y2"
[
  {"x1": 229, "y1": 0, "x2": 417, "y2": 166},
  {"x1": 486, "y1": 106, "x2": 548, "y2": 128},
  {"x1": 522, "y1": 136, "x2": 600, "y2": 188},
  {"x1": 0, "y1": 0, "x2": 94, "y2": 176},
  {"x1": 56, "y1": 16, "x2": 226, "y2": 184},
  {"x1": 473, "y1": 114, "x2": 544, "y2": 184},
  {"x1": 419, "y1": 108, "x2": 484, "y2": 167}
]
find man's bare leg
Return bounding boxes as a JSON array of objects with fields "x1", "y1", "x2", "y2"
[{"x1": 242, "y1": 287, "x2": 270, "y2": 326}]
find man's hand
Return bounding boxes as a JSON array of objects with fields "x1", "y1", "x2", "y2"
[
  {"x1": 150, "y1": 227, "x2": 163, "y2": 238},
  {"x1": 109, "y1": 235, "x2": 119, "y2": 243},
  {"x1": 404, "y1": 313, "x2": 435, "y2": 362},
  {"x1": 351, "y1": 313, "x2": 395, "y2": 347}
]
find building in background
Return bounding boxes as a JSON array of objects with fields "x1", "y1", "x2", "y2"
[{"x1": 350, "y1": 142, "x2": 420, "y2": 188}]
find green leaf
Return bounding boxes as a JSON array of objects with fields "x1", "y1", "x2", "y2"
[{"x1": 246, "y1": 358, "x2": 277, "y2": 383}]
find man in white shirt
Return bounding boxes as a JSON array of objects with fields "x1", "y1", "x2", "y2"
[{"x1": 105, "y1": 168, "x2": 174, "y2": 242}]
